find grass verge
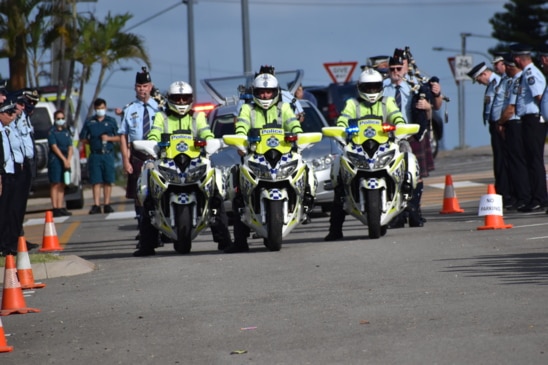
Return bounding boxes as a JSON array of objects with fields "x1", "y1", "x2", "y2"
[{"x1": 0, "y1": 253, "x2": 63, "y2": 268}]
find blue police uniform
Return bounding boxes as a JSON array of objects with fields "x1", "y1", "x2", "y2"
[
  {"x1": 80, "y1": 115, "x2": 118, "y2": 184},
  {"x1": 515, "y1": 62, "x2": 547, "y2": 208},
  {"x1": 47, "y1": 126, "x2": 72, "y2": 183},
  {"x1": 118, "y1": 98, "x2": 159, "y2": 200},
  {"x1": 383, "y1": 79, "x2": 411, "y2": 123}
]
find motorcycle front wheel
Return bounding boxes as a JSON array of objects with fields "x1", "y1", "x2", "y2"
[
  {"x1": 265, "y1": 200, "x2": 283, "y2": 252},
  {"x1": 174, "y1": 205, "x2": 192, "y2": 254},
  {"x1": 365, "y1": 189, "x2": 382, "y2": 239}
]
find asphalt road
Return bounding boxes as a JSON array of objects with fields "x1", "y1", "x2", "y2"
[{"x1": 3, "y1": 145, "x2": 548, "y2": 364}]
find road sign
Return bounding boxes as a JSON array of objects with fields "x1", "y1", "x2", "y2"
[
  {"x1": 323, "y1": 62, "x2": 358, "y2": 84},
  {"x1": 454, "y1": 55, "x2": 473, "y2": 81}
]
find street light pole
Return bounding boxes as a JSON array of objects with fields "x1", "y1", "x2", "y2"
[
  {"x1": 458, "y1": 32, "x2": 469, "y2": 149},
  {"x1": 184, "y1": 0, "x2": 197, "y2": 94},
  {"x1": 242, "y1": 0, "x2": 252, "y2": 75}
]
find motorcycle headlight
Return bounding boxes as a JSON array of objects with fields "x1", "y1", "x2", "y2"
[
  {"x1": 277, "y1": 159, "x2": 298, "y2": 179},
  {"x1": 248, "y1": 160, "x2": 271, "y2": 179},
  {"x1": 346, "y1": 151, "x2": 368, "y2": 169},
  {"x1": 310, "y1": 154, "x2": 336, "y2": 171},
  {"x1": 373, "y1": 150, "x2": 395, "y2": 169},
  {"x1": 184, "y1": 164, "x2": 207, "y2": 183},
  {"x1": 158, "y1": 165, "x2": 181, "y2": 183}
]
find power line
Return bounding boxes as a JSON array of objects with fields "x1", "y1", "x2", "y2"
[
  {"x1": 200, "y1": 0, "x2": 505, "y2": 6},
  {"x1": 124, "y1": 2, "x2": 183, "y2": 31}
]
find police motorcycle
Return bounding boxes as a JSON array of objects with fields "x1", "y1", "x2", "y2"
[
  {"x1": 322, "y1": 117, "x2": 420, "y2": 239},
  {"x1": 223, "y1": 125, "x2": 321, "y2": 251},
  {"x1": 133, "y1": 132, "x2": 224, "y2": 254}
]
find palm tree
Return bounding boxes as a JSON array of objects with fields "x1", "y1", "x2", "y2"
[
  {"x1": 83, "y1": 12, "x2": 150, "y2": 118},
  {"x1": 0, "y1": 0, "x2": 43, "y2": 90}
]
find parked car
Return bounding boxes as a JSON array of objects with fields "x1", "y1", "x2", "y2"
[
  {"x1": 202, "y1": 71, "x2": 341, "y2": 212},
  {"x1": 29, "y1": 90, "x2": 85, "y2": 210},
  {"x1": 306, "y1": 82, "x2": 445, "y2": 158}
]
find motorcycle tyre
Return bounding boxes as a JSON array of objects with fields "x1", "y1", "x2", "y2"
[
  {"x1": 366, "y1": 189, "x2": 382, "y2": 239},
  {"x1": 174, "y1": 205, "x2": 192, "y2": 254},
  {"x1": 265, "y1": 200, "x2": 283, "y2": 252}
]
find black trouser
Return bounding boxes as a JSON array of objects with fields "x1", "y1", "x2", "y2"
[
  {"x1": 17, "y1": 158, "x2": 33, "y2": 237},
  {"x1": 521, "y1": 114, "x2": 548, "y2": 205},
  {"x1": 488, "y1": 122, "x2": 512, "y2": 204},
  {"x1": 328, "y1": 179, "x2": 346, "y2": 234},
  {"x1": 0, "y1": 166, "x2": 25, "y2": 254},
  {"x1": 505, "y1": 119, "x2": 531, "y2": 206}
]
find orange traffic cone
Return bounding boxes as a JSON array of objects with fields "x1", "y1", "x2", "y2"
[
  {"x1": 39, "y1": 210, "x2": 63, "y2": 252},
  {"x1": 439, "y1": 174, "x2": 464, "y2": 214},
  {"x1": 477, "y1": 184, "x2": 513, "y2": 230},
  {"x1": 16, "y1": 237, "x2": 46, "y2": 290},
  {"x1": 0, "y1": 317, "x2": 13, "y2": 353},
  {"x1": 0, "y1": 255, "x2": 40, "y2": 316}
]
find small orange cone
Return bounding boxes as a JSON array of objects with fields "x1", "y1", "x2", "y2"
[
  {"x1": 439, "y1": 174, "x2": 464, "y2": 214},
  {"x1": 16, "y1": 237, "x2": 46, "y2": 290},
  {"x1": 39, "y1": 210, "x2": 63, "y2": 252},
  {"x1": 477, "y1": 184, "x2": 513, "y2": 230},
  {"x1": 0, "y1": 255, "x2": 40, "y2": 316},
  {"x1": 0, "y1": 317, "x2": 13, "y2": 353}
]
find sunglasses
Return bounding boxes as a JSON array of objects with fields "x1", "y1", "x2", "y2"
[{"x1": 390, "y1": 67, "x2": 403, "y2": 72}]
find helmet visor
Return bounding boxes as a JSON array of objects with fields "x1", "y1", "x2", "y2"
[
  {"x1": 169, "y1": 94, "x2": 193, "y2": 104},
  {"x1": 253, "y1": 88, "x2": 278, "y2": 100},
  {"x1": 358, "y1": 82, "x2": 383, "y2": 94}
]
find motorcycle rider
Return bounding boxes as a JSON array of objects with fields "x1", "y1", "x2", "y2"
[
  {"x1": 133, "y1": 80, "x2": 233, "y2": 257},
  {"x1": 324, "y1": 68, "x2": 406, "y2": 241},
  {"x1": 224, "y1": 72, "x2": 310, "y2": 253}
]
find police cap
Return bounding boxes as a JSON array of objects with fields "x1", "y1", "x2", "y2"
[
  {"x1": 538, "y1": 44, "x2": 548, "y2": 56},
  {"x1": 466, "y1": 62, "x2": 487, "y2": 82},
  {"x1": 502, "y1": 53, "x2": 516, "y2": 67},
  {"x1": 492, "y1": 52, "x2": 505, "y2": 64},
  {"x1": 0, "y1": 99, "x2": 17, "y2": 114},
  {"x1": 509, "y1": 43, "x2": 532, "y2": 56}
]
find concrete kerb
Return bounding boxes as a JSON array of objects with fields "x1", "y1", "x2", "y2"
[{"x1": 0, "y1": 255, "x2": 96, "y2": 284}]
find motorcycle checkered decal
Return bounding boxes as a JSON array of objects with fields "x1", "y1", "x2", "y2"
[
  {"x1": 269, "y1": 189, "x2": 283, "y2": 200},
  {"x1": 366, "y1": 179, "x2": 379, "y2": 189},
  {"x1": 178, "y1": 194, "x2": 190, "y2": 204}
]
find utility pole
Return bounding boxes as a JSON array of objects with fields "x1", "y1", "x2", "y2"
[
  {"x1": 458, "y1": 32, "x2": 470, "y2": 149},
  {"x1": 184, "y1": 0, "x2": 197, "y2": 94},
  {"x1": 242, "y1": 0, "x2": 252, "y2": 75}
]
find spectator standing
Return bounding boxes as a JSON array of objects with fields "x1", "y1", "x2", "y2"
[
  {"x1": 48, "y1": 110, "x2": 73, "y2": 217},
  {"x1": 118, "y1": 67, "x2": 160, "y2": 233},
  {"x1": 0, "y1": 100, "x2": 20, "y2": 256},
  {"x1": 496, "y1": 54, "x2": 531, "y2": 211},
  {"x1": 511, "y1": 44, "x2": 547, "y2": 211},
  {"x1": 294, "y1": 83, "x2": 318, "y2": 107},
  {"x1": 467, "y1": 61, "x2": 512, "y2": 207},
  {"x1": 80, "y1": 98, "x2": 120, "y2": 214}
]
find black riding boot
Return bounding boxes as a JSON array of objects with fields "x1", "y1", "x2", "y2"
[
  {"x1": 408, "y1": 181, "x2": 425, "y2": 227},
  {"x1": 209, "y1": 193, "x2": 233, "y2": 251},
  {"x1": 133, "y1": 199, "x2": 158, "y2": 256},
  {"x1": 224, "y1": 194, "x2": 249, "y2": 253},
  {"x1": 325, "y1": 184, "x2": 345, "y2": 241}
]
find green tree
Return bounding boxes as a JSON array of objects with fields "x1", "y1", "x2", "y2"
[
  {"x1": 0, "y1": 0, "x2": 43, "y2": 90},
  {"x1": 489, "y1": 0, "x2": 548, "y2": 52}
]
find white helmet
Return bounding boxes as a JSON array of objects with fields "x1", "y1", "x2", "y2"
[
  {"x1": 252, "y1": 73, "x2": 280, "y2": 110},
  {"x1": 357, "y1": 68, "x2": 384, "y2": 103},
  {"x1": 167, "y1": 81, "x2": 193, "y2": 116}
]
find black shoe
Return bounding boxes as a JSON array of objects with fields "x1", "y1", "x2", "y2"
[
  {"x1": 61, "y1": 208, "x2": 72, "y2": 216},
  {"x1": 135, "y1": 233, "x2": 141, "y2": 241},
  {"x1": 224, "y1": 242, "x2": 249, "y2": 253},
  {"x1": 53, "y1": 208, "x2": 64, "y2": 218},
  {"x1": 217, "y1": 239, "x2": 232, "y2": 251},
  {"x1": 518, "y1": 203, "x2": 541, "y2": 213},
  {"x1": 1, "y1": 250, "x2": 17, "y2": 257},
  {"x1": 89, "y1": 205, "x2": 101, "y2": 214},
  {"x1": 103, "y1": 204, "x2": 114, "y2": 213},
  {"x1": 324, "y1": 231, "x2": 343, "y2": 241},
  {"x1": 26, "y1": 241, "x2": 39, "y2": 250},
  {"x1": 132, "y1": 248, "x2": 156, "y2": 257}
]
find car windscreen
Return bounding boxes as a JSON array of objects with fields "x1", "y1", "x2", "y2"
[
  {"x1": 301, "y1": 104, "x2": 326, "y2": 133},
  {"x1": 30, "y1": 107, "x2": 53, "y2": 140},
  {"x1": 211, "y1": 111, "x2": 236, "y2": 138}
]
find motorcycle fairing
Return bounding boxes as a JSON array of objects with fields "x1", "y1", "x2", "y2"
[{"x1": 165, "y1": 133, "x2": 201, "y2": 159}]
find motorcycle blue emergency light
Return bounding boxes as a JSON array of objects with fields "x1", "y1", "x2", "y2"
[
  {"x1": 346, "y1": 126, "x2": 359, "y2": 135},
  {"x1": 158, "y1": 141, "x2": 170, "y2": 148},
  {"x1": 248, "y1": 135, "x2": 261, "y2": 143}
]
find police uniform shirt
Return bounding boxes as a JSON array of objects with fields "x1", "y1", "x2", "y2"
[
  {"x1": 515, "y1": 63, "x2": 546, "y2": 116},
  {"x1": 80, "y1": 115, "x2": 118, "y2": 153},
  {"x1": 503, "y1": 71, "x2": 522, "y2": 120},
  {"x1": 383, "y1": 79, "x2": 412, "y2": 123},
  {"x1": 47, "y1": 127, "x2": 72, "y2": 158},
  {"x1": 490, "y1": 74, "x2": 508, "y2": 122},
  {"x1": 484, "y1": 73, "x2": 501, "y2": 123},
  {"x1": 0, "y1": 124, "x2": 14, "y2": 174},
  {"x1": 541, "y1": 85, "x2": 548, "y2": 121},
  {"x1": 117, "y1": 98, "x2": 159, "y2": 142},
  {"x1": 6, "y1": 122, "x2": 24, "y2": 164},
  {"x1": 14, "y1": 112, "x2": 34, "y2": 159}
]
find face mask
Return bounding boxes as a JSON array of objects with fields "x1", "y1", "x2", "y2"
[
  {"x1": 55, "y1": 119, "x2": 66, "y2": 126},
  {"x1": 95, "y1": 109, "x2": 106, "y2": 117}
]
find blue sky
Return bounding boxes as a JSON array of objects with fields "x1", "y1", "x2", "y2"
[{"x1": 1, "y1": 0, "x2": 509, "y2": 150}]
